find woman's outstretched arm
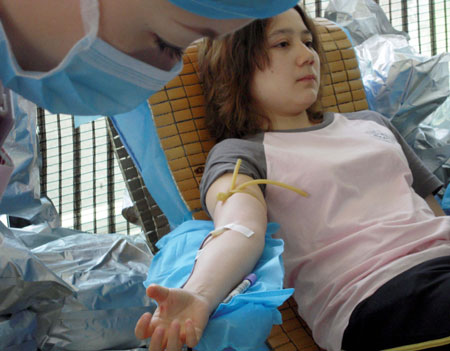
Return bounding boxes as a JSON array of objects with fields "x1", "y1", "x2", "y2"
[{"x1": 135, "y1": 172, "x2": 267, "y2": 351}]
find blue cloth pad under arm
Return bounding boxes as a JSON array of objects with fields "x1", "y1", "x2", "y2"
[{"x1": 144, "y1": 220, "x2": 294, "y2": 351}]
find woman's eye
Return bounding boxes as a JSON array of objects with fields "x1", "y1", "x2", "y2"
[
  {"x1": 275, "y1": 41, "x2": 289, "y2": 48},
  {"x1": 304, "y1": 40, "x2": 314, "y2": 48}
]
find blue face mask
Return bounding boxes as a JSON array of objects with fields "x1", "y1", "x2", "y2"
[{"x1": 0, "y1": 0, "x2": 183, "y2": 116}]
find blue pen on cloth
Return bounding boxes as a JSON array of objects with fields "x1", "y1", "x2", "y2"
[{"x1": 223, "y1": 273, "x2": 257, "y2": 303}]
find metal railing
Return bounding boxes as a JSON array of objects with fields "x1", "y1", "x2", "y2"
[{"x1": 38, "y1": 108, "x2": 141, "y2": 235}]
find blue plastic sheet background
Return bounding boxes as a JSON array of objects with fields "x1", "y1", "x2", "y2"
[{"x1": 144, "y1": 220, "x2": 294, "y2": 351}]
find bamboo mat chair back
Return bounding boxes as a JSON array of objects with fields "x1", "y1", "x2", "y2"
[{"x1": 109, "y1": 18, "x2": 369, "y2": 351}]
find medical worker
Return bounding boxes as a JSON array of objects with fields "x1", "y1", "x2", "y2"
[{"x1": 0, "y1": 0, "x2": 299, "y2": 199}]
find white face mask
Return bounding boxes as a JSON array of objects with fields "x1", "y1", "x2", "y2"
[{"x1": 0, "y1": 0, "x2": 183, "y2": 116}]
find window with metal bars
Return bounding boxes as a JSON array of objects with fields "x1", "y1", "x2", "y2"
[
  {"x1": 302, "y1": 0, "x2": 450, "y2": 56},
  {"x1": 37, "y1": 108, "x2": 141, "y2": 235}
]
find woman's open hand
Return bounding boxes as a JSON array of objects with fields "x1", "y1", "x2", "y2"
[{"x1": 135, "y1": 284, "x2": 212, "y2": 351}]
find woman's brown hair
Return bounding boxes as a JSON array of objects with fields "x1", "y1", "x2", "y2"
[{"x1": 199, "y1": 5, "x2": 323, "y2": 142}]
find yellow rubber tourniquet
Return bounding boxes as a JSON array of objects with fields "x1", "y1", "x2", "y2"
[
  {"x1": 382, "y1": 336, "x2": 450, "y2": 351},
  {"x1": 216, "y1": 158, "x2": 309, "y2": 203}
]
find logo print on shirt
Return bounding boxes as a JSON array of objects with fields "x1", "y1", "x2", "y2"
[{"x1": 365, "y1": 129, "x2": 396, "y2": 144}]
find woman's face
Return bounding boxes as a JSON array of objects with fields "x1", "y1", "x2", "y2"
[{"x1": 250, "y1": 9, "x2": 320, "y2": 125}]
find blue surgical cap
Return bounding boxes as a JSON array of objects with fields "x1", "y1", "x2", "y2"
[{"x1": 168, "y1": 0, "x2": 299, "y2": 19}]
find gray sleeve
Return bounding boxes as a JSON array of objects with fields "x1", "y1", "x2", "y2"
[
  {"x1": 347, "y1": 111, "x2": 443, "y2": 198},
  {"x1": 200, "y1": 137, "x2": 266, "y2": 216}
]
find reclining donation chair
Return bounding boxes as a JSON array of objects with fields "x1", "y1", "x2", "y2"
[{"x1": 108, "y1": 18, "x2": 368, "y2": 351}]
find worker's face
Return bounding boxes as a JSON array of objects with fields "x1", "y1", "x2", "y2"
[{"x1": 99, "y1": 0, "x2": 253, "y2": 71}]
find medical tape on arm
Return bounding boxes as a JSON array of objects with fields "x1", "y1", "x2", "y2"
[
  {"x1": 210, "y1": 223, "x2": 255, "y2": 238},
  {"x1": 195, "y1": 223, "x2": 255, "y2": 260}
]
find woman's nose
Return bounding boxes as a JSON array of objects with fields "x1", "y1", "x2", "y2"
[{"x1": 295, "y1": 43, "x2": 315, "y2": 66}]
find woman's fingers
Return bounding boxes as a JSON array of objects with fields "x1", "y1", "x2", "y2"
[
  {"x1": 139, "y1": 287, "x2": 204, "y2": 350},
  {"x1": 149, "y1": 321, "x2": 185, "y2": 351},
  {"x1": 166, "y1": 320, "x2": 182, "y2": 351},
  {"x1": 146, "y1": 284, "x2": 170, "y2": 304},
  {"x1": 135, "y1": 312, "x2": 152, "y2": 339},
  {"x1": 185, "y1": 319, "x2": 199, "y2": 348},
  {"x1": 149, "y1": 326, "x2": 165, "y2": 351},
  {"x1": 139, "y1": 317, "x2": 200, "y2": 351}
]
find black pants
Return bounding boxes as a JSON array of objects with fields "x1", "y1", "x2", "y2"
[{"x1": 342, "y1": 255, "x2": 450, "y2": 351}]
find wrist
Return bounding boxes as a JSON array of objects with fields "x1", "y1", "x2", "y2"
[{"x1": 182, "y1": 282, "x2": 223, "y2": 313}]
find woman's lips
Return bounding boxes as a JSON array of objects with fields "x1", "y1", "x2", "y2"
[{"x1": 297, "y1": 74, "x2": 316, "y2": 82}]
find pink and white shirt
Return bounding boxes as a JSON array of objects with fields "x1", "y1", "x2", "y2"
[{"x1": 201, "y1": 111, "x2": 449, "y2": 351}]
